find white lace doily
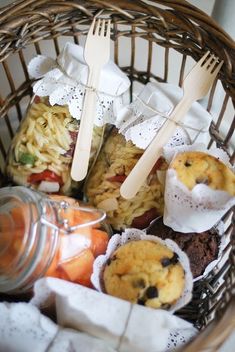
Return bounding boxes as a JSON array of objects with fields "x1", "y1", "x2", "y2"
[
  {"x1": 0, "y1": 302, "x2": 116, "y2": 352},
  {"x1": 0, "y1": 302, "x2": 58, "y2": 352},
  {"x1": 91, "y1": 229, "x2": 193, "y2": 313},
  {"x1": 28, "y1": 43, "x2": 130, "y2": 126},
  {"x1": 166, "y1": 328, "x2": 197, "y2": 351},
  {"x1": 163, "y1": 144, "x2": 235, "y2": 233},
  {"x1": 115, "y1": 82, "x2": 213, "y2": 149}
]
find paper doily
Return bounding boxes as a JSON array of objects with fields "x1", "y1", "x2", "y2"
[
  {"x1": 28, "y1": 43, "x2": 130, "y2": 126},
  {"x1": 115, "y1": 82, "x2": 213, "y2": 150}
]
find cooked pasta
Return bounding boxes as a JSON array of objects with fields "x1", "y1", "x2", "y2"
[
  {"x1": 7, "y1": 96, "x2": 104, "y2": 195},
  {"x1": 86, "y1": 129, "x2": 165, "y2": 230}
]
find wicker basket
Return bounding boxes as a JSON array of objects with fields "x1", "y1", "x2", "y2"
[{"x1": 0, "y1": 0, "x2": 234, "y2": 350}]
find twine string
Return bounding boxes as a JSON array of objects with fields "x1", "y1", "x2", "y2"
[{"x1": 133, "y1": 92, "x2": 207, "y2": 143}]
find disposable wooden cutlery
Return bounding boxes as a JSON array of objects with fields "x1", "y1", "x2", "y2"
[
  {"x1": 120, "y1": 51, "x2": 223, "y2": 199},
  {"x1": 71, "y1": 18, "x2": 111, "y2": 181}
]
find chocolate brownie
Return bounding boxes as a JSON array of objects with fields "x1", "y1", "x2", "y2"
[{"x1": 147, "y1": 217, "x2": 219, "y2": 278}]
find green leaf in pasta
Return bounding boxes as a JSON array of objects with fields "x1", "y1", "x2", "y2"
[{"x1": 19, "y1": 153, "x2": 36, "y2": 166}]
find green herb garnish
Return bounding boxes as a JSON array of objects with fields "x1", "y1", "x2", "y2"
[{"x1": 19, "y1": 153, "x2": 36, "y2": 166}]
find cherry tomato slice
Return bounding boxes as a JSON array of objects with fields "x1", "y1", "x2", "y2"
[
  {"x1": 28, "y1": 170, "x2": 63, "y2": 185},
  {"x1": 107, "y1": 175, "x2": 127, "y2": 183}
]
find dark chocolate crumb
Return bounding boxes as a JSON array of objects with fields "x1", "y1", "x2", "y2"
[
  {"x1": 106, "y1": 258, "x2": 111, "y2": 266},
  {"x1": 137, "y1": 299, "x2": 145, "y2": 306},
  {"x1": 161, "y1": 257, "x2": 171, "y2": 267},
  {"x1": 184, "y1": 160, "x2": 191, "y2": 167},
  {"x1": 161, "y1": 303, "x2": 171, "y2": 309},
  {"x1": 170, "y1": 252, "x2": 179, "y2": 265},
  {"x1": 107, "y1": 255, "x2": 117, "y2": 266},
  {"x1": 196, "y1": 176, "x2": 209, "y2": 185},
  {"x1": 145, "y1": 286, "x2": 158, "y2": 299},
  {"x1": 132, "y1": 279, "x2": 146, "y2": 289}
]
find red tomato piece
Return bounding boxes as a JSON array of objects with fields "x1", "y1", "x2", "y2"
[
  {"x1": 150, "y1": 156, "x2": 167, "y2": 174},
  {"x1": 107, "y1": 175, "x2": 127, "y2": 183},
  {"x1": 69, "y1": 130, "x2": 78, "y2": 142},
  {"x1": 28, "y1": 170, "x2": 63, "y2": 185},
  {"x1": 33, "y1": 96, "x2": 41, "y2": 104}
]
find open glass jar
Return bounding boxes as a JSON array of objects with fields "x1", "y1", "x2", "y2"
[{"x1": 0, "y1": 186, "x2": 110, "y2": 294}]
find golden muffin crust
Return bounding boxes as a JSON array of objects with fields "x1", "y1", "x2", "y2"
[
  {"x1": 103, "y1": 240, "x2": 185, "y2": 309},
  {"x1": 171, "y1": 151, "x2": 235, "y2": 196}
]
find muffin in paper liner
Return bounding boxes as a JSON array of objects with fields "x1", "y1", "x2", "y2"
[
  {"x1": 91, "y1": 228, "x2": 193, "y2": 313},
  {"x1": 163, "y1": 144, "x2": 235, "y2": 233}
]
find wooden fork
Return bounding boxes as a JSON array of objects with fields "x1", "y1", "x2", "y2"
[
  {"x1": 71, "y1": 18, "x2": 111, "y2": 181},
  {"x1": 120, "y1": 51, "x2": 224, "y2": 199}
]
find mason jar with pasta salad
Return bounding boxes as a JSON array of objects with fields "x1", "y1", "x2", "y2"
[
  {"x1": 85, "y1": 128, "x2": 167, "y2": 230},
  {"x1": 6, "y1": 96, "x2": 104, "y2": 195},
  {"x1": 6, "y1": 42, "x2": 130, "y2": 196}
]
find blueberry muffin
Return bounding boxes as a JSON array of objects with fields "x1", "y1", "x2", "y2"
[
  {"x1": 103, "y1": 240, "x2": 185, "y2": 309},
  {"x1": 171, "y1": 151, "x2": 235, "y2": 195},
  {"x1": 147, "y1": 217, "x2": 219, "y2": 278}
]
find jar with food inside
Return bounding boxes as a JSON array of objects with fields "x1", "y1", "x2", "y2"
[
  {"x1": 0, "y1": 186, "x2": 110, "y2": 294},
  {"x1": 86, "y1": 128, "x2": 167, "y2": 230},
  {"x1": 6, "y1": 96, "x2": 105, "y2": 196}
]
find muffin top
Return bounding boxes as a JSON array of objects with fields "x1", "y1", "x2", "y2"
[
  {"x1": 147, "y1": 217, "x2": 219, "y2": 278},
  {"x1": 103, "y1": 240, "x2": 185, "y2": 309},
  {"x1": 171, "y1": 151, "x2": 235, "y2": 195}
]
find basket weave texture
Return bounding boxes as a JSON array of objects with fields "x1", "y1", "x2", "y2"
[{"x1": 0, "y1": 0, "x2": 234, "y2": 350}]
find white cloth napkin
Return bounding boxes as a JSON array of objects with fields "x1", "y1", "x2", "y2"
[
  {"x1": 115, "y1": 81, "x2": 213, "y2": 149},
  {"x1": 30, "y1": 277, "x2": 198, "y2": 352},
  {"x1": 28, "y1": 42, "x2": 130, "y2": 125}
]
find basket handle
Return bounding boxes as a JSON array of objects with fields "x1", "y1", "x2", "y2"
[{"x1": 183, "y1": 298, "x2": 235, "y2": 351}]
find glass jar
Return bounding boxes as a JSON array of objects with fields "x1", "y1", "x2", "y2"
[
  {"x1": 86, "y1": 128, "x2": 167, "y2": 230},
  {"x1": 6, "y1": 96, "x2": 105, "y2": 196},
  {"x1": 0, "y1": 186, "x2": 110, "y2": 294}
]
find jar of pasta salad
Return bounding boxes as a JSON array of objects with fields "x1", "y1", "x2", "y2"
[
  {"x1": 0, "y1": 186, "x2": 110, "y2": 294},
  {"x1": 86, "y1": 128, "x2": 167, "y2": 230},
  {"x1": 6, "y1": 96, "x2": 105, "y2": 196}
]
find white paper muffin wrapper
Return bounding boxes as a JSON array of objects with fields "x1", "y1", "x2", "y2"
[
  {"x1": 163, "y1": 144, "x2": 235, "y2": 233},
  {"x1": 91, "y1": 228, "x2": 193, "y2": 313}
]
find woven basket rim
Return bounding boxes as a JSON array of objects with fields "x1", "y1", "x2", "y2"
[
  {"x1": 0, "y1": 0, "x2": 234, "y2": 46},
  {"x1": 0, "y1": 1, "x2": 234, "y2": 351}
]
